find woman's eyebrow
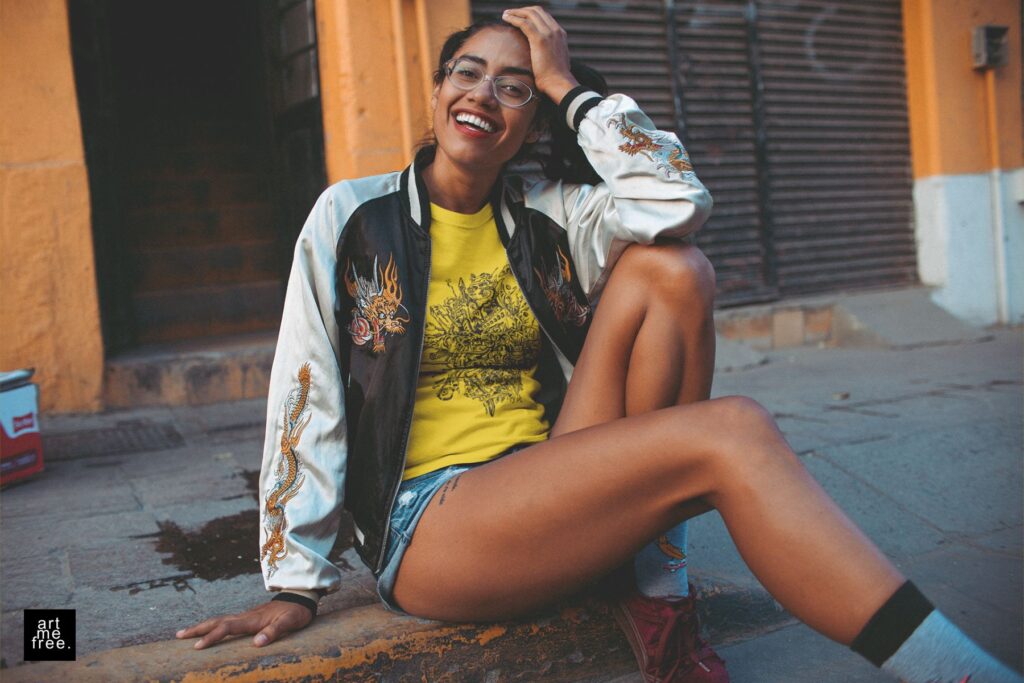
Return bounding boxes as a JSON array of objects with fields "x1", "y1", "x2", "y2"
[{"x1": 458, "y1": 53, "x2": 534, "y2": 78}]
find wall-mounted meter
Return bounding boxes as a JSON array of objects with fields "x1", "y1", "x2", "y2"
[{"x1": 972, "y1": 25, "x2": 1009, "y2": 69}]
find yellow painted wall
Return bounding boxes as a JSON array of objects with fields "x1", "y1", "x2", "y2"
[
  {"x1": 903, "y1": 0, "x2": 1023, "y2": 177},
  {"x1": 316, "y1": 0, "x2": 471, "y2": 183},
  {"x1": 0, "y1": 0, "x2": 104, "y2": 412}
]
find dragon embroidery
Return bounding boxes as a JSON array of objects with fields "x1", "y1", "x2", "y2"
[
  {"x1": 261, "y1": 363, "x2": 312, "y2": 578},
  {"x1": 535, "y1": 246, "x2": 590, "y2": 327},
  {"x1": 607, "y1": 113, "x2": 695, "y2": 179},
  {"x1": 344, "y1": 254, "x2": 410, "y2": 354}
]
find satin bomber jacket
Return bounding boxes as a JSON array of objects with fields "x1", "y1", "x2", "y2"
[{"x1": 258, "y1": 90, "x2": 713, "y2": 598}]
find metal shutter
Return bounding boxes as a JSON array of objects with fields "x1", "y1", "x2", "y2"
[
  {"x1": 755, "y1": 0, "x2": 916, "y2": 295},
  {"x1": 468, "y1": 0, "x2": 916, "y2": 303},
  {"x1": 673, "y1": 0, "x2": 777, "y2": 304}
]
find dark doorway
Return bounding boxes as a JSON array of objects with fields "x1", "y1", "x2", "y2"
[{"x1": 69, "y1": 0, "x2": 326, "y2": 352}]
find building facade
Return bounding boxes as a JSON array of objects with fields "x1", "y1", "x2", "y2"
[{"x1": 1, "y1": 0, "x2": 1020, "y2": 412}]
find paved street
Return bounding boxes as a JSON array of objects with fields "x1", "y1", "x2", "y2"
[{"x1": 1, "y1": 323, "x2": 1021, "y2": 680}]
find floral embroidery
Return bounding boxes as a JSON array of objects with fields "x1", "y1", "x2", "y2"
[
  {"x1": 261, "y1": 363, "x2": 312, "y2": 578},
  {"x1": 344, "y1": 254, "x2": 410, "y2": 354},
  {"x1": 535, "y1": 246, "x2": 590, "y2": 327},
  {"x1": 607, "y1": 112, "x2": 695, "y2": 179}
]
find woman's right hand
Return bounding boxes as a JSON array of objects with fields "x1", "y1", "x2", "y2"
[{"x1": 176, "y1": 599, "x2": 313, "y2": 649}]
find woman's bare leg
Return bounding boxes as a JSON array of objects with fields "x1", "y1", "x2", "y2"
[
  {"x1": 393, "y1": 244, "x2": 904, "y2": 646},
  {"x1": 553, "y1": 241, "x2": 717, "y2": 435}
]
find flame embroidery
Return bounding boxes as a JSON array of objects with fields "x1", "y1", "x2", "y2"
[
  {"x1": 261, "y1": 363, "x2": 312, "y2": 578},
  {"x1": 344, "y1": 254, "x2": 411, "y2": 354},
  {"x1": 535, "y1": 246, "x2": 590, "y2": 327}
]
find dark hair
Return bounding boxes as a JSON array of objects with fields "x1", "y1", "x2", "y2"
[{"x1": 413, "y1": 18, "x2": 608, "y2": 185}]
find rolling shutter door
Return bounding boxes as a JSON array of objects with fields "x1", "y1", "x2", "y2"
[
  {"x1": 756, "y1": 0, "x2": 916, "y2": 295},
  {"x1": 673, "y1": 0, "x2": 777, "y2": 304},
  {"x1": 469, "y1": 1, "x2": 916, "y2": 303}
]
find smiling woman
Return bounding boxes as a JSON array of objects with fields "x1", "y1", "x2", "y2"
[{"x1": 175, "y1": 7, "x2": 1021, "y2": 683}]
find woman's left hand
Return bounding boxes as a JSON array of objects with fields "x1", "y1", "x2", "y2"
[{"x1": 502, "y1": 6, "x2": 580, "y2": 103}]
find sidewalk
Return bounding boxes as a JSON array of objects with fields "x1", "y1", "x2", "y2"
[{"x1": 2, "y1": 294, "x2": 1020, "y2": 681}]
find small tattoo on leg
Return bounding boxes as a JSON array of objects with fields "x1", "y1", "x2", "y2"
[{"x1": 437, "y1": 474, "x2": 462, "y2": 506}]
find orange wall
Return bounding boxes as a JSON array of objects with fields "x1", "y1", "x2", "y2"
[
  {"x1": 0, "y1": 0, "x2": 104, "y2": 412},
  {"x1": 316, "y1": 0, "x2": 471, "y2": 183},
  {"x1": 903, "y1": 0, "x2": 1023, "y2": 177}
]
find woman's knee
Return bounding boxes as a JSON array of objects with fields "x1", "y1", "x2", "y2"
[
  {"x1": 614, "y1": 242, "x2": 716, "y2": 310},
  {"x1": 699, "y1": 396, "x2": 796, "y2": 477}
]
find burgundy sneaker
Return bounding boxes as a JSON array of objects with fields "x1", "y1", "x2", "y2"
[{"x1": 611, "y1": 587, "x2": 729, "y2": 683}]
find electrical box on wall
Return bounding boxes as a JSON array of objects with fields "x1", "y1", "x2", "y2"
[{"x1": 972, "y1": 25, "x2": 1009, "y2": 69}]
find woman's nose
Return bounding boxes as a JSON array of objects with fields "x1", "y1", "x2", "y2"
[{"x1": 467, "y1": 76, "x2": 498, "y2": 105}]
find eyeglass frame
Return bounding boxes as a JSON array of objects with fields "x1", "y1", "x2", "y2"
[{"x1": 443, "y1": 57, "x2": 537, "y2": 108}]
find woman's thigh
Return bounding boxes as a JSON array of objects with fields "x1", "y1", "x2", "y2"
[{"x1": 391, "y1": 400, "x2": 736, "y2": 621}]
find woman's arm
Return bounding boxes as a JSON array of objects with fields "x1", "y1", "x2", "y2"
[
  {"x1": 505, "y1": 7, "x2": 712, "y2": 299},
  {"x1": 177, "y1": 187, "x2": 349, "y2": 649}
]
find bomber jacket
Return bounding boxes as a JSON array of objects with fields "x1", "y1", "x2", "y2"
[{"x1": 257, "y1": 90, "x2": 713, "y2": 599}]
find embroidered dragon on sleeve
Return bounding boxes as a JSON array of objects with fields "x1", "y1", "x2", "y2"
[
  {"x1": 607, "y1": 112, "x2": 695, "y2": 179},
  {"x1": 261, "y1": 363, "x2": 312, "y2": 578},
  {"x1": 344, "y1": 254, "x2": 410, "y2": 354}
]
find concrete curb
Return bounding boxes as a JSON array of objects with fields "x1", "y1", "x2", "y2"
[
  {"x1": 6, "y1": 597, "x2": 636, "y2": 682},
  {"x1": 4, "y1": 582, "x2": 793, "y2": 682}
]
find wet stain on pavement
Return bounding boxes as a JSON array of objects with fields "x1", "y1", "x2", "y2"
[
  {"x1": 153, "y1": 511, "x2": 263, "y2": 581},
  {"x1": 136, "y1": 473, "x2": 357, "y2": 584}
]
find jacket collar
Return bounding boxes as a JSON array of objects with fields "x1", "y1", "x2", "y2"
[{"x1": 402, "y1": 157, "x2": 520, "y2": 242}]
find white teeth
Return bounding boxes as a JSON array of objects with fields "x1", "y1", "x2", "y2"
[{"x1": 455, "y1": 112, "x2": 496, "y2": 133}]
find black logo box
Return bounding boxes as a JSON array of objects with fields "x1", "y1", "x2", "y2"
[{"x1": 23, "y1": 609, "x2": 76, "y2": 662}]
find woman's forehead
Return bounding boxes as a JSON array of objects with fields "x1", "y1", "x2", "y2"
[{"x1": 455, "y1": 27, "x2": 532, "y2": 73}]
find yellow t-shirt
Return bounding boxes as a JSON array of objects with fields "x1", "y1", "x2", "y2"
[{"x1": 402, "y1": 202, "x2": 550, "y2": 480}]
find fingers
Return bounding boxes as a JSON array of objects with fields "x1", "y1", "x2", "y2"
[
  {"x1": 177, "y1": 602, "x2": 313, "y2": 650},
  {"x1": 195, "y1": 615, "x2": 260, "y2": 650},
  {"x1": 503, "y1": 6, "x2": 564, "y2": 38}
]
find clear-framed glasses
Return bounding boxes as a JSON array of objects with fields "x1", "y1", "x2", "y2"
[{"x1": 444, "y1": 57, "x2": 536, "y2": 108}]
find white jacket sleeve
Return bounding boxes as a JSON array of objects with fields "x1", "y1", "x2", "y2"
[
  {"x1": 557, "y1": 93, "x2": 713, "y2": 299},
  {"x1": 258, "y1": 187, "x2": 348, "y2": 596}
]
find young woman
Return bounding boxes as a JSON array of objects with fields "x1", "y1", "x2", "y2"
[{"x1": 178, "y1": 7, "x2": 1020, "y2": 683}]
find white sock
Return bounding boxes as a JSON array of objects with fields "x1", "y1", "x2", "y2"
[
  {"x1": 881, "y1": 611, "x2": 1021, "y2": 683},
  {"x1": 634, "y1": 521, "x2": 689, "y2": 598}
]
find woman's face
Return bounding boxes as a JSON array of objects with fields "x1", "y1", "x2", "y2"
[{"x1": 430, "y1": 27, "x2": 541, "y2": 175}]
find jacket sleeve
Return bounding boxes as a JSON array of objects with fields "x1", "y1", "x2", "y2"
[
  {"x1": 258, "y1": 187, "x2": 348, "y2": 596},
  {"x1": 557, "y1": 91, "x2": 713, "y2": 299}
]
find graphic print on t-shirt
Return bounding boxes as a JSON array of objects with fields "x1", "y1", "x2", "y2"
[{"x1": 424, "y1": 264, "x2": 540, "y2": 417}]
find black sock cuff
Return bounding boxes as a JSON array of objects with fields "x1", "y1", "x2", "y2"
[{"x1": 851, "y1": 580, "x2": 934, "y2": 667}]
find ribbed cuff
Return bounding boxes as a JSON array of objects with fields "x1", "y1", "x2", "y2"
[
  {"x1": 272, "y1": 591, "x2": 319, "y2": 617},
  {"x1": 851, "y1": 581, "x2": 934, "y2": 667},
  {"x1": 558, "y1": 87, "x2": 602, "y2": 132}
]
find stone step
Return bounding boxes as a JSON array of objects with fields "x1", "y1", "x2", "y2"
[
  {"x1": 130, "y1": 280, "x2": 282, "y2": 345},
  {"x1": 104, "y1": 331, "x2": 276, "y2": 409},
  {"x1": 132, "y1": 239, "x2": 282, "y2": 291}
]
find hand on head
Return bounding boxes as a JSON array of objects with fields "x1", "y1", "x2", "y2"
[{"x1": 501, "y1": 6, "x2": 580, "y2": 102}]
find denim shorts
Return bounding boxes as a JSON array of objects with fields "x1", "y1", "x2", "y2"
[{"x1": 375, "y1": 463, "x2": 475, "y2": 614}]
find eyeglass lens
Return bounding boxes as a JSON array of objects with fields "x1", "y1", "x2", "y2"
[{"x1": 448, "y1": 59, "x2": 533, "y2": 107}]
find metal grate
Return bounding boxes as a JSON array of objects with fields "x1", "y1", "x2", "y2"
[{"x1": 43, "y1": 421, "x2": 186, "y2": 461}]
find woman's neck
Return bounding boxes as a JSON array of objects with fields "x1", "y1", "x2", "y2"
[{"x1": 422, "y1": 154, "x2": 500, "y2": 214}]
